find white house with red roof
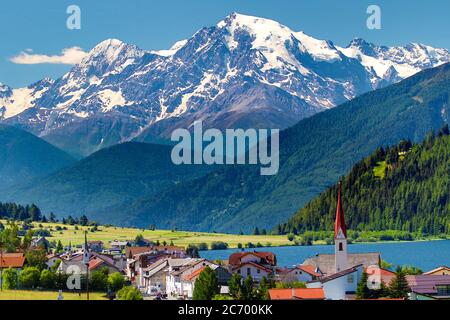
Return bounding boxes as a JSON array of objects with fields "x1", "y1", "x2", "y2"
[
  {"x1": 307, "y1": 265, "x2": 364, "y2": 300},
  {"x1": 228, "y1": 251, "x2": 277, "y2": 282},
  {"x1": 166, "y1": 258, "x2": 215, "y2": 298},
  {"x1": 181, "y1": 264, "x2": 231, "y2": 299},
  {"x1": 276, "y1": 265, "x2": 322, "y2": 283},
  {"x1": 58, "y1": 252, "x2": 122, "y2": 275}
]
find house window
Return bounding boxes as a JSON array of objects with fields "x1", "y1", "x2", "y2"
[
  {"x1": 437, "y1": 285, "x2": 450, "y2": 296},
  {"x1": 339, "y1": 243, "x2": 343, "y2": 251},
  {"x1": 247, "y1": 268, "x2": 251, "y2": 276},
  {"x1": 347, "y1": 275, "x2": 354, "y2": 284},
  {"x1": 257, "y1": 268, "x2": 261, "y2": 274}
]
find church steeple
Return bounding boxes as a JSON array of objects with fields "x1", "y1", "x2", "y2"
[
  {"x1": 334, "y1": 181, "x2": 347, "y2": 240},
  {"x1": 82, "y1": 231, "x2": 90, "y2": 265},
  {"x1": 334, "y1": 181, "x2": 348, "y2": 273}
]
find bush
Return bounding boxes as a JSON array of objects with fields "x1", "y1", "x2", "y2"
[
  {"x1": 90, "y1": 267, "x2": 109, "y2": 291},
  {"x1": 108, "y1": 272, "x2": 125, "y2": 292},
  {"x1": 210, "y1": 242, "x2": 229, "y2": 250},
  {"x1": 116, "y1": 286, "x2": 143, "y2": 300},
  {"x1": 3, "y1": 268, "x2": 18, "y2": 289},
  {"x1": 196, "y1": 243, "x2": 209, "y2": 251},
  {"x1": 19, "y1": 267, "x2": 41, "y2": 289},
  {"x1": 40, "y1": 269, "x2": 56, "y2": 289},
  {"x1": 55, "y1": 272, "x2": 70, "y2": 290}
]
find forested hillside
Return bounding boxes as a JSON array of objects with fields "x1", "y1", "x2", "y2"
[{"x1": 278, "y1": 126, "x2": 450, "y2": 236}]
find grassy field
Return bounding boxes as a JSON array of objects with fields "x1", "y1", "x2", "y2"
[
  {"x1": 0, "y1": 290, "x2": 107, "y2": 300},
  {"x1": 1, "y1": 220, "x2": 292, "y2": 249}
]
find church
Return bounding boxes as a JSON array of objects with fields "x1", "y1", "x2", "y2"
[{"x1": 304, "y1": 182, "x2": 381, "y2": 300}]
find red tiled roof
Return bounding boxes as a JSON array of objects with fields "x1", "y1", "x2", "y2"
[
  {"x1": 366, "y1": 266, "x2": 396, "y2": 284},
  {"x1": 183, "y1": 266, "x2": 206, "y2": 282},
  {"x1": 88, "y1": 257, "x2": 105, "y2": 271},
  {"x1": 0, "y1": 253, "x2": 26, "y2": 268},
  {"x1": 269, "y1": 288, "x2": 325, "y2": 300},
  {"x1": 229, "y1": 251, "x2": 276, "y2": 266},
  {"x1": 298, "y1": 265, "x2": 322, "y2": 277},
  {"x1": 366, "y1": 266, "x2": 395, "y2": 276},
  {"x1": 277, "y1": 265, "x2": 321, "y2": 277}
]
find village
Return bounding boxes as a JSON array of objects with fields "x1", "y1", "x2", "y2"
[{"x1": 1, "y1": 184, "x2": 449, "y2": 301}]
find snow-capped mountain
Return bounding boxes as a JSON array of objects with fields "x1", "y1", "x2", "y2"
[
  {"x1": 338, "y1": 38, "x2": 450, "y2": 87},
  {"x1": 1, "y1": 13, "x2": 449, "y2": 156},
  {"x1": 0, "y1": 79, "x2": 53, "y2": 120}
]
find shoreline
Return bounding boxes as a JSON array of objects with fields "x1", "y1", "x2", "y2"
[{"x1": 201, "y1": 237, "x2": 450, "y2": 252}]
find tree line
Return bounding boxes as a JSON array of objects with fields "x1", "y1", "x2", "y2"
[{"x1": 0, "y1": 202, "x2": 93, "y2": 227}]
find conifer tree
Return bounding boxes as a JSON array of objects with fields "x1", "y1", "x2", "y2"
[
  {"x1": 388, "y1": 267, "x2": 410, "y2": 299},
  {"x1": 356, "y1": 271, "x2": 371, "y2": 299},
  {"x1": 192, "y1": 266, "x2": 219, "y2": 300},
  {"x1": 228, "y1": 273, "x2": 243, "y2": 300},
  {"x1": 241, "y1": 276, "x2": 255, "y2": 300}
]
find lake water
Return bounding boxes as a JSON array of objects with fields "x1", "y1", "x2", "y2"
[{"x1": 200, "y1": 240, "x2": 450, "y2": 271}]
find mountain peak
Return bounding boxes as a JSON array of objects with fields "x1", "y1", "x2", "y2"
[
  {"x1": 218, "y1": 12, "x2": 294, "y2": 36},
  {"x1": 94, "y1": 38, "x2": 127, "y2": 49},
  {"x1": 76, "y1": 38, "x2": 146, "y2": 78},
  {"x1": 2, "y1": 14, "x2": 449, "y2": 159},
  {"x1": 348, "y1": 37, "x2": 373, "y2": 47},
  {"x1": 82, "y1": 38, "x2": 144, "y2": 65},
  {"x1": 346, "y1": 37, "x2": 379, "y2": 56}
]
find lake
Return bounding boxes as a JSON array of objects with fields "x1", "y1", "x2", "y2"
[{"x1": 200, "y1": 240, "x2": 450, "y2": 271}]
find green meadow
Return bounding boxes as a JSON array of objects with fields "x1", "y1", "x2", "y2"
[
  {"x1": 0, "y1": 289, "x2": 107, "y2": 300},
  {"x1": 1, "y1": 220, "x2": 292, "y2": 249}
]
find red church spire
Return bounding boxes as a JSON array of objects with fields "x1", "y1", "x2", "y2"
[{"x1": 334, "y1": 181, "x2": 347, "y2": 239}]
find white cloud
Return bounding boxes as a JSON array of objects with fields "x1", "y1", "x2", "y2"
[{"x1": 10, "y1": 47, "x2": 88, "y2": 65}]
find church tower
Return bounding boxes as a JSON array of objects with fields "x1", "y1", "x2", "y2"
[
  {"x1": 82, "y1": 231, "x2": 90, "y2": 266},
  {"x1": 334, "y1": 181, "x2": 348, "y2": 273}
]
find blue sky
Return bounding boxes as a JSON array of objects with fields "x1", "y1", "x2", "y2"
[{"x1": 1, "y1": 0, "x2": 449, "y2": 88}]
